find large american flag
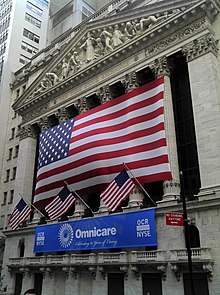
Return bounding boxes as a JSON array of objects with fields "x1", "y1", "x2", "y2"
[
  {"x1": 9, "y1": 198, "x2": 32, "y2": 230},
  {"x1": 100, "y1": 169, "x2": 136, "y2": 211},
  {"x1": 34, "y1": 77, "x2": 172, "y2": 206}
]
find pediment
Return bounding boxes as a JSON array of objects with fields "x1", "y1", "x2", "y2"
[{"x1": 12, "y1": 0, "x2": 219, "y2": 114}]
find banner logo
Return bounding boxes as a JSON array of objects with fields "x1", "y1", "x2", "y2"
[{"x1": 58, "y1": 223, "x2": 74, "y2": 248}]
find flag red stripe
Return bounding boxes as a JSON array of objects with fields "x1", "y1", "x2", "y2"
[
  {"x1": 37, "y1": 136, "x2": 166, "y2": 184},
  {"x1": 35, "y1": 154, "x2": 169, "y2": 196},
  {"x1": 72, "y1": 93, "x2": 163, "y2": 134}
]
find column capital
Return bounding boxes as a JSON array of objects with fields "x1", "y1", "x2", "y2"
[
  {"x1": 182, "y1": 33, "x2": 219, "y2": 62},
  {"x1": 56, "y1": 107, "x2": 69, "y2": 123},
  {"x1": 150, "y1": 56, "x2": 170, "y2": 77},
  {"x1": 123, "y1": 72, "x2": 139, "y2": 92},
  {"x1": 19, "y1": 124, "x2": 38, "y2": 140},
  {"x1": 77, "y1": 97, "x2": 89, "y2": 113},
  {"x1": 38, "y1": 116, "x2": 50, "y2": 132},
  {"x1": 97, "y1": 85, "x2": 112, "y2": 103}
]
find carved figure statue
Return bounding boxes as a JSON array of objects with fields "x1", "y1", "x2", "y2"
[
  {"x1": 112, "y1": 24, "x2": 124, "y2": 47},
  {"x1": 80, "y1": 32, "x2": 95, "y2": 62},
  {"x1": 140, "y1": 15, "x2": 168, "y2": 32},
  {"x1": 67, "y1": 51, "x2": 80, "y2": 75},
  {"x1": 94, "y1": 38, "x2": 105, "y2": 58},
  {"x1": 33, "y1": 78, "x2": 50, "y2": 96},
  {"x1": 61, "y1": 59, "x2": 68, "y2": 80},
  {"x1": 45, "y1": 72, "x2": 59, "y2": 86},
  {"x1": 124, "y1": 21, "x2": 136, "y2": 41},
  {"x1": 100, "y1": 28, "x2": 113, "y2": 54}
]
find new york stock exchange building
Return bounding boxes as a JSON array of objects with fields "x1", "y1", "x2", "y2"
[{"x1": 2, "y1": 0, "x2": 220, "y2": 294}]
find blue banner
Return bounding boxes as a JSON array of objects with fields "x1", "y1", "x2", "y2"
[{"x1": 34, "y1": 209, "x2": 157, "y2": 253}]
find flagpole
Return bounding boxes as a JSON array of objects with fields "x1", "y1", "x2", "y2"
[
  {"x1": 19, "y1": 193, "x2": 48, "y2": 220},
  {"x1": 123, "y1": 163, "x2": 156, "y2": 207},
  {"x1": 63, "y1": 181, "x2": 94, "y2": 215}
]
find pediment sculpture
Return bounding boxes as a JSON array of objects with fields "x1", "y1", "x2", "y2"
[{"x1": 28, "y1": 12, "x2": 177, "y2": 100}]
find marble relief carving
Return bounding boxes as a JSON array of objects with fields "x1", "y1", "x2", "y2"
[{"x1": 28, "y1": 14, "x2": 172, "y2": 99}]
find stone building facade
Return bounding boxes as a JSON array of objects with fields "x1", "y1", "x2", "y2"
[{"x1": 1, "y1": 0, "x2": 220, "y2": 294}]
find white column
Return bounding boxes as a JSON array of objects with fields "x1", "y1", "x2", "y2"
[
  {"x1": 21, "y1": 270, "x2": 34, "y2": 295},
  {"x1": 183, "y1": 33, "x2": 220, "y2": 197},
  {"x1": 125, "y1": 72, "x2": 145, "y2": 209},
  {"x1": 40, "y1": 268, "x2": 54, "y2": 295},
  {"x1": 63, "y1": 268, "x2": 79, "y2": 295},
  {"x1": 13, "y1": 125, "x2": 37, "y2": 206},
  {"x1": 151, "y1": 57, "x2": 180, "y2": 204}
]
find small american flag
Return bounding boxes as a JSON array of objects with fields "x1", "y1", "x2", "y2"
[
  {"x1": 100, "y1": 169, "x2": 136, "y2": 211},
  {"x1": 45, "y1": 186, "x2": 76, "y2": 220},
  {"x1": 9, "y1": 198, "x2": 32, "y2": 230}
]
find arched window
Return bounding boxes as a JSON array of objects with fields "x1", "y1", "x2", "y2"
[{"x1": 188, "y1": 224, "x2": 200, "y2": 248}]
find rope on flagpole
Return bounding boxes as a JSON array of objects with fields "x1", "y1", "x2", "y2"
[
  {"x1": 63, "y1": 181, "x2": 95, "y2": 215},
  {"x1": 123, "y1": 163, "x2": 156, "y2": 207}
]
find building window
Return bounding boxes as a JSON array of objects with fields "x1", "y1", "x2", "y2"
[
  {"x1": 11, "y1": 167, "x2": 16, "y2": 180},
  {"x1": 142, "y1": 273, "x2": 162, "y2": 295},
  {"x1": 9, "y1": 190, "x2": 14, "y2": 204},
  {"x1": 183, "y1": 273, "x2": 209, "y2": 295},
  {"x1": 14, "y1": 145, "x2": 19, "y2": 158},
  {"x1": 0, "y1": 215, "x2": 4, "y2": 230},
  {"x1": 16, "y1": 89, "x2": 20, "y2": 98},
  {"x1": 10, "y1": 127, "x2": 15, "y2": 139},
  {"x1": 82, "y1": 6, "x2": 93, "y2": 21},
  {"x1": 14, "y1": 273, "x2": 23, "y2": 295},
  {"x1": 8, "y1": 147, "x2": 12, "y2": 160},
  {"x1": 25, "y1": 13, "x2": 41, "y2": 28},
  {"x1": 26, "y1": 1, "x2": 43, "y2": 17},
  {"x1": 34, "y1": 273, "x2": 43, "y2": 295},
  {"x1": 19, "y1": 54, "x2": 31, "y2": 65},
  {"x1": 34, "y1": 0, "x2": 49, "y2": 7},
  {"x1": 16, "y1": 125, "x2": 21, "y2": 137},
  {"x1": 5, "y1": 169, "x2": 10, "y2": 182},
  {"x1": 108, "y1": 273, "x2": 124, "y2": 295},
  {"x1": 189, "y1": 224, "x2": 200, "y2": 248},
  {"x1": 2, "y1": 192, "x2": 7, "y2": 205},
  {"x1": 21, "y1": 40, "x2": 38, "y2": 55},
  {"x1": 23, "y1": 28, "x2": 40, "y2": 44}
]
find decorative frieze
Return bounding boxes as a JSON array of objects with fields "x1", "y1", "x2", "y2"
[
  {"x1": 22, "y1": 104, "x2": 49, "y2": 124},
  {"x1": 145, "y1": 18, "x2": 206, "y2": 57},
  {"x1": 182, "y1": 33, "x2": 219, "y2": 61},
  {"x1": 27, "y1": 13, "x2": 174, "y2": 100}
]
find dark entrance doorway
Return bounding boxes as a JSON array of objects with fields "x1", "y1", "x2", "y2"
[
  {"x1": 142, "y1": 273, "x2": 162, "y2": 295},
  {"x1": 108, "y1": 273, "x2": 124, "y2": 295},
  {"x1": 14, "y1": 273, "x2": 23, "y2": 295},
  {"x1": 34, "y1": 273, "x2": 43, "y2": 295},
  {"x1": 183, "y1": 273, "x2": 209, "y2": 295}
]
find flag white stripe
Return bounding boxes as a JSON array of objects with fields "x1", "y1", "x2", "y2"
[
  {"x1": 72, "y1": 100, "x2": 164, "y2": 137},
  {"x1": 35, "y1": 163, "x2": 170, "y2": 203},
  {"x1": 75, "y1": 84, "x2": 164, "y2": 126},
  {"x1": 36, "y1": 145, "x2": 168, "y2": 190},
  {"x1": 70, "y1": 116, "x2": 164, "y2": 150}
]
